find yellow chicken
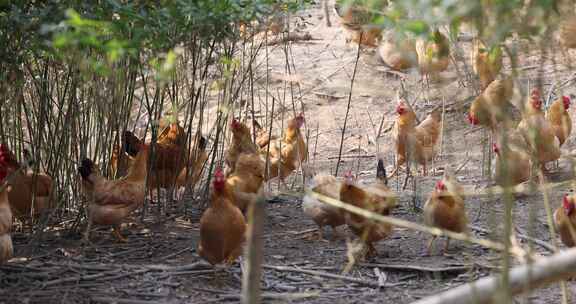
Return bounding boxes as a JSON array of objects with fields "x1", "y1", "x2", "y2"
[
  {"x1": 302, "y1": 173, "x2": 345, "y2": 240},
  {"x1": 225, "y1": 153, "x2": 266, "y2": 212},
  {"x1": 546, "y1": 95, "x2": 572, "y2": 146},
  {"x1": 340, "y1": 161, "x2": 396, "y2": 258},
  {"x1": 554, "y1": 194, "x2": 576, "y2": 247},
  {"x1": 472, "y1": 39, "x2": 503, "y2": 89},
  {"x1": 423, "y1": 175, "x2": 468, "y2": 255},
  {"x1": 415, "y1": 29, "x2": 450, "y2": 81},
  {"x1": 517, "y1": 89, "x2": 561, "y2": 171},
  {"x1": 393, "y1": 102, "x2": 442, "y2": 176}
]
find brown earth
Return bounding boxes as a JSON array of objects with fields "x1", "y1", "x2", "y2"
[{"x1": 2, "y1": 1, "x2": 576, "y2": 303}]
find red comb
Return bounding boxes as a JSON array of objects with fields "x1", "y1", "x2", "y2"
[{"x1": 436, "y1": 180, "x2": 446, "y2": 190}]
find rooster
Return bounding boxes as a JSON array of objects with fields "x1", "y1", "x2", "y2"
[
  {"x1": 78, "y1": 131, "x2": 149, "y2": 242},
  {"x1": 423, "y1": 175, "x2": 468, "y2": 255},
  {"x1": 198, "y1": 168, "x2": 246, "y2": 265}
]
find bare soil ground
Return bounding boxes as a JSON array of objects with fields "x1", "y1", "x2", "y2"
[{"x1": 2, "y1": 1, "x2": 576, "y2": 303}]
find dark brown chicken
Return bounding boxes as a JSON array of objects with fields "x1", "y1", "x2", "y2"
[
  {"x1": 147, "y1": 122, "x2": 187, "y2": 192},
  {"x1": 0, "y1": 145, "x2": 14, "y2": 264},
  {"x1": 198, "y1": 168, "x2": 246, "y2": 265}
]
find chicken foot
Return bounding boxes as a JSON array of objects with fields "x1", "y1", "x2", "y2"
[
  {"x1": 366, "y1": 242, "x2": 378, "y2": 259},
  {"x1": 425, "y1": 235, "x2": 437, "y2": 256},
  {"x1": 112, "y1": 226, "x2": 128, "y2": 243}
]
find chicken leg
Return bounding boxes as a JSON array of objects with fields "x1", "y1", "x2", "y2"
[
  {"x1": 425, "y1": 235, "x2": 437, "y2": 256},
  {"x1": 112, "y1": 226, "x2": 128, "y2": 243}
]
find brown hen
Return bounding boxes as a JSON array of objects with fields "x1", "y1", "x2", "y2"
[{"x1": 198, "y1": 168, "x2": 246, "y2": 265}]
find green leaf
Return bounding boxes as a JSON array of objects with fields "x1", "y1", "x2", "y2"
[{"x1": 404, "y1": 20, "x2": 429, "y2": 35}]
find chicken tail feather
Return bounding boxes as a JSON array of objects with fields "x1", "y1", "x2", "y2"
[
  {"x1": 430, "y1": 106, "x2": 443, "y2": 122},
  {"x1": 78, "y1": 158, "x2": 94, "y2": 180},
  {"x1": 376, "y1": 158, "x2": 388, "y2": 186},
  {"x1": 198, "y1": 136, "x2": 207, "y2": 150},
  {"x1": 123, "y1": 131, "x2": 141, "y2": 157}
]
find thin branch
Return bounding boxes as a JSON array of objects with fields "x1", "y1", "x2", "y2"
[
  {"x1": 335, "y1": 35, "x2": 362, "y2": 176},
  {"x1": 411, "y1": 248, "x2": 576, "y2": 304}
]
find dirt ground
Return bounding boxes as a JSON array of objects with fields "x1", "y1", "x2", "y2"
[{"x1": 2, "y1": 1, "x2": 576, "y2": 303}]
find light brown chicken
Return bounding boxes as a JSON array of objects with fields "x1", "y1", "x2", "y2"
[
  {"x1": 415, "y1": 29, "x2": 450, "y2": 80},
  {"x1": 225, "y1": 153, "x2": 265, "y2": 212},
  {"x1": 423, "y1": 175, "x2": 468, "y2": 255},
  {"x1": 198, "y1": 168, "x2": 246, "y2": 265},
  {"x1": 558, "y1": 15, "x2": 576, "y2": 49},
  {"x1": 554, "y1": 194, "x2": 576, "y2": 247},
  {"x1": 2, "y1": 148, "x2": 53, "y2": 219},
  {"x1": 468, "y1": 77, "x2": 515, "y2": 130},
  {"x1": 334, "y1": 3, "x2": 384, "y2": 47},
  {"x1": 393, "y1": 102, "x2": 442, "y2": 176},
  {"x1": 0, "y1": 146, "x2": 14, "y2": 264},
  {"x1": 340, "y1": 162, "x2": 396, "y2": 258},
  {"x1": 378, "y1": 30, "x2": 418, "y2": 71},
  {"x1": 264, "y1": 113, "x2": 307, "y2": 181},
  {"x1": 302, "y1": 173, "x2": 345, "y2": 240},
  {"x1": 253, "y1": 120, "x2": 277, "y2": 149},
  {"x1": 226, "y1": 118, "x2": 259, "y2": 176},
  {"x1": 78, "y1": 131, "x2": 149, "y2": 242},
  {"x1": 472, "y1": 39, "x2": 503, "y2": 89},
  {"x1": 517, "y1": 89, "x2": 561, "y2": 170},
  {"x1": 493, "y1": 142, "x2": 532, "y2": 188},
  {"x1": 546, "y1": 95, "x2": 572, "y2": 146}
]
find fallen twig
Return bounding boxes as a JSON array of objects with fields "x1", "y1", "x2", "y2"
[
  {"x1": 470, "y1": 225, "x2": 555, "y2": 253},
  {"x1": 263, "y1": 264, "x2": 403, "y2": 288},
  {"x1": 359, "y1": 263, "x2": 470, "y2": 274}
]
